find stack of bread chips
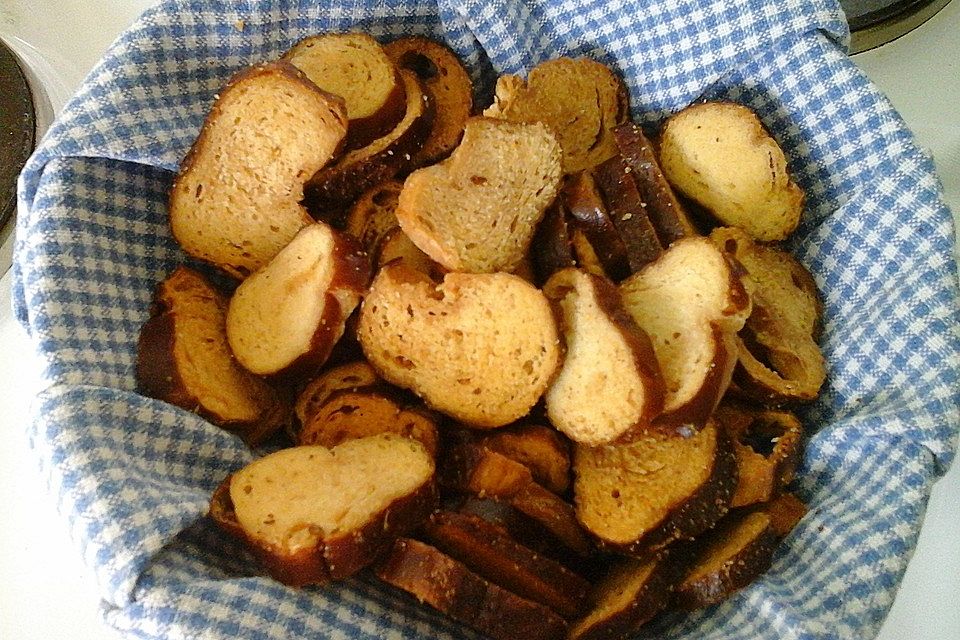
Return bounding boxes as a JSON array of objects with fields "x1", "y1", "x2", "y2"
[{"x1": 137, "y1": 32, "x2": 824, "y2": 640}]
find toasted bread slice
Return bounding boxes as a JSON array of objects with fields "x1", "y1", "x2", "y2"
[
  {"x1": 612, "y1": 122, "x2": 697, "y2": 245},
  {"x1": 344, "y1": 179, "x2": 404, "y2": 251},
  {"x1": 137, "y1": 267, "x2": 290, "y2": 446},
  {"x1": 169, "y1": 62, "x2": 348, "y2": 279},
  {"x1": 298, "y1": 388, "x2": 439, "y2": 457},
  {"x1": 765, "y1": 492, "x2": 808, "y2": 538},
  {"x1": 441, "y1": 442, "x2": 594, "y2": 556},
  {"x1": 714, "y1": 402, "x2": 803, "y2": 508},
  {"x1": 562, "y1": 171, "x2": 632, "y2": 282},
  {"x1": 619, "y1": 237, "x2": 751, "y2": 428},
  {"x1": 659, "y1": 102, "x2": 804, "y2": 242},
  {"x1": 294, "y1": 360, "x2": 381, "y2": 428},
  {"x1": 484, "y1": 57, "x2": 628, "y2": 173},
  {"x1": 673, "y1": 510, "x2": 777, "y2": 609},
  {"x1": 225, "y1": 223, "x2": 371, "y2": 379},
  {"x1": 573, "y1": 421, "x2": 737, "y2": 554},
  {"x1": 570, "y1": 229, "x2": 612, "y2": 279},
  {"x1": 711, "y1": 226, "x2": 826, "y2": 404},
  {"x1": 474, "y1": 424, "x2": 572, "y2": 495},
  {"x1": 283, "y1": 32, "x2": 406, "y2": 150},
  {"x1": 395, "y1": 116, "x2": 562, "y2": 273},
  {"x1": 375, "y1": 538, "x2": 569, "y2": 640},
  {"x1": 374, "y1": 226, "x2": 442, "y2": 275},
  {"x1": 385, "y1": 36, "x2": 474, "y2": 167},
  {"x1": 357, "y1": 263, "x2": 561, "y2": 427},
  {"x1": 303, "y1": 69, "x2": 433, "y2": 218},
  {"x1": 593, "y1": 154, "x2": 665, "y2": 274},
  {"x1": 531, "y1": 199, "x2": 577, "y2": 285},
  {"x1": 422, "y1": 510, "x2": 591, "y2": 618},
  {"x1": 208, "y1": 434, "x2": 437, "y2": 586},
  {"x1": 568, "y1": 556, "x2": 673, "y2": 640},
  {"x1": 543, "y1": 269, "x2": 666, "y2": 445}
]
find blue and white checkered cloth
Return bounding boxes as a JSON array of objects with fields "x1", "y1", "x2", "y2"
[{"x1": 12, "y1": 1, "x2": 960, "y2": 638}]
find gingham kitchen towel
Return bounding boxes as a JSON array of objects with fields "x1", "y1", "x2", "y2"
[{"x1": 13, "y1": 1, "x2": 960, "y2": 639}]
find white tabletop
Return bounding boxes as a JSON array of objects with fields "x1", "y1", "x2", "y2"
[{"x1": 0, "y1": 2, "x2": 958, "y2": 639}]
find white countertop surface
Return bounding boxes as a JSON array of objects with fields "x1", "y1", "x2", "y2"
[{"x1": 1, "y1": 2, "x2": 958, "y2": 638}]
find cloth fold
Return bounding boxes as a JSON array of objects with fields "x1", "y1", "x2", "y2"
[{"x1": 13, "y1": 1, "x2": 960, "y2": 638}]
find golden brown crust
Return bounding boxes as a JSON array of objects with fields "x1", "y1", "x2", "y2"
[
  {"x1": 375, "y1": 538, "x2": 569, "y2": 640},
  {"x1": 764, "y1": 492, "x2": 808, "y2": 538},
  {"x1": 282, "y1": 32, "x2": 407, "y2": 151},
  {"x1": 473, "y1": 424, "x2": 572, "y2": 495},
  {"x1": 384, "y1": 35, "x2": 474, "y2": 167},
  {"x1": 209, "y1": 470, "x2": 438, "y2": 586},
  {"x1": 567, "y1": 555, "x2": 674, "y2": 640},
  {"x1": 170, "y1": 62, "x2": 348, "y2": 279},
  {"x1": 422, "y1": 510, "x2": 591, "y2": 618},
  {"x1": 136, "y1": 266, "x2": 290, "y2": 446},
  {"x1": 297, "y1": 387, "x2": 440, "y2": 457},
  {"x1": 303, "y1": 70, "x2": 435, "y2": 218},
  {"x1": 714, "y1": 402, "x2": 804, "y2": 508},
  {"x1": 672, "y1": 511, "x2": 778, "y2": 609}
]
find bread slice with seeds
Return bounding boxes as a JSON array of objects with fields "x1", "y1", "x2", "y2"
[
  {"x1": 375, "y1": 538, "x2": 569, "y2": 640},
  {"x1": 297, "y1": 387, "x2": 439, "y2": 457},
  {"x1": 303, "y1": 69, "x2": 434, "y2": 219},
  {"x1": 421, "y1": 510, "x2": 592, "y2": 618},
  {"x1": 169, "y1": 62, "x2": 348, "y2": 278},
  {"x1": 208, "y1": 434, "x2": 437, "y2": 586},
  {"x1": 573, "y1": 420, "x2": 737, "y2": 555},
  {"x1": 384, "y1": 35, "x2": 474, "y2": 167},
  {"x1": 395, "y1": 116, "x2": 563, "y2": 273},
  {"x1": 567, "y1": 555, "x2": 673, "y2": 640},
  {"x1": 283, "y1": 32, "x2": 406, "y2": 150},
  {"x1": 137, "y1": 266, "x2": 290, "y2": 446},
  {"x1": 484, "y1": 57, "x2": 629, "y2": 173},
  {"x1": 672, "y1": 510, "x2": 777, "y2": 609},
  {"x1": 357, "y1": 262, "x2": 561, "y2": 427},
  {"x1": 593, "y1": 155, "x2": 664, "y2": 274},
  {"x1": 543, "y1": 268, "x2": 665, "y2": 445},
  {"x1": 612, "y1": 122, "x2": 697, "y2": 245},
  {"x1": 619, "y1": 236, "x2": 751, "y2": 428},
  {"x1": 225, "y1": 223, "x2": 371, "y2": 379},
  {"x1": 658, "y1": 102, "x2": 804, "y2": 241}
]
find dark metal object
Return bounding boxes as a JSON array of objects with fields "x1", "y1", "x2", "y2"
[
  {"x1": 0, "y1": 39, "x2": 36, "y2": 230},
  {"x1": 842, "y1": 0, "x2": 954, "y2": 53}
]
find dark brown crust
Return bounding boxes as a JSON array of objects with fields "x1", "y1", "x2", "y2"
[
  {"x1": 136, "y1": 267, "x2": 289, "y2": 446},
  {"x1": 303, "y1": 70, "x2": 435, "y2": 220},
  {"x1": 344, "y1": 179, "x2": 404, "y2": 251},
  {"x1": 293, "y1": 360, "x2": 381, "y2": 428},
  {"x1": 384, "y1": 35, "x2": 474, "y2": 167},
  {"x1": 208, "y1": 471, "x2": 438, "y2": 587},
  {"x1": 593, "y1": 155, "x2": 664, "y2": 273},
  {"x1": 567, "y1": 556, "x2": 674, "y2": 640},
  {"x1": 531, "y1": 198, "x2": 577, "y2": 286},
  {"x1": 652, "y1": 324, "x2": 739, "y2": 430},
  {"x1": 474, "y1": 424, "x2": 572, "y2": 494},
  {"x1": 282, "y1": 34, "x2": 408, "y2": 152},
  {"x1": 421, "y1": 510, "x2": 591, "y2": 618},
  {"x1": 440, "y1": 443, "x2": 594, "y2": 556},
  {"x1": 375, "y1": 538, "x2": 569, "y2": 640},
  {"x1": 171, "y1": 61, "x2": 348, "y2": 279},
  {"x1": 672, "y1": 512, "x2": 778, "y2": 610},
  {"x1": 264, "y1": 229, "x2": 372, "y2": 384},
  {"x1": 564, "y1": 269, "x2": 667, "y2": 441},
  {"x1": 562, "y1": 172, "x2": 632, "y2": 282},
  {"x1": 590, "y1": 423, "x2": 738, "y2": 556},
  {"x1": 714, "y1": 402, "x2": 804, "y2": 508},
  {"x1": 612, "y1": 122, "x2": 696, "y2": 246},
  {"x1": 297, "y1": 387, "x2": 440, "y2": 457}
]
